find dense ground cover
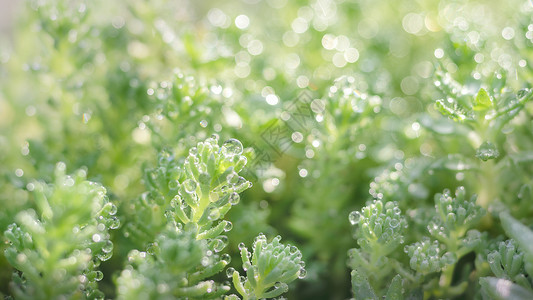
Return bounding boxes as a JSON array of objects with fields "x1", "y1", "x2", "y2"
[{"x1": 1, "y1": 0, "x2": 533, "y2": 299}]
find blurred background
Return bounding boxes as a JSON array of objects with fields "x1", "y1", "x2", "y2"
[{"x1": 0, "y1": 0, "x2": 17, "y2": 35}]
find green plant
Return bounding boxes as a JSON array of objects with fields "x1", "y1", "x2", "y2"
[{"x1": 1, "y1": 0, "x2": 533, "y2": 299}]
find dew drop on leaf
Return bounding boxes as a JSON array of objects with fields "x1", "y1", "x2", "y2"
[
  {"x1": 238, "y1": 242, "x2": 246, "y2": 250},
  {"x1": 183, "y1": 179, "x2": 197, "y2": 193},
  {"x1": 101, "y1": 240, "x2": 113, "y2": 253},
  {"x1": 108, "y1": 203, "x2": 117, "y2": 215},
  {"x1": 168, "y1": 180, "x2": 180, "y2": 190},
  {"x1": 109, "y1": 216, "x2": 120, "y2": 229},
  {"x1": 229, "y1": 192, "x2": 240, "y2": 205},
  {"x1": 224, "y1": 221, "x2": 233, "y2": 232},
  {"x1": 189, "y1": 147, "x2": 198, "y2": 156},
  {"x1": 222, "y1": 139, "x2": 243, "y2": 157},
  {"x1": 298, "y1": 268, "x2": 307, "y2": 279},
  {"x1": 349, "y1": 211, "x2": 361, "y2": 225},
  {"x1": 98, "y1": 251, "x2": 112, "y2": 261},
  {"x1": 208, "y1": 208, "x2": 220, "y2": 221},
  {"x1": 226, "y1": 267, "x2": 235, "y2": 278},
  {"x1": 475, "y1": 141, "x2": 499, "y2": 161},
  {"x1": 94, "y1": 271, "x2": 104, "y2": 281},
  {"x1": 221, "y1": 253, "x2": 231, "y2": 264}
]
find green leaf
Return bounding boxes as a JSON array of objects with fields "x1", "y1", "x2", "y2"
[
  {"x1": 386, "y1": 275, "x2": 404, "y2": 300},
  {"x1": 500, "y1": 212, "x2": 533, "y2": 277},
  {"x1": 351, "y1": 269, "x2": 378, "y2": 300},
  {"x1": 480, "y1": 277, "x2": 533, "y2": 300},
  {"x1": 500, "y1": 213, "x2": 533, "y2": 258},
  {"x1": 473, "y1": 88, "x2": 493, "y2": 111}
]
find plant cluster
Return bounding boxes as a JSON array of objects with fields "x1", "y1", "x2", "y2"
[{"x1": 1, "y1": 0, "x2": 533, "y2": 299}]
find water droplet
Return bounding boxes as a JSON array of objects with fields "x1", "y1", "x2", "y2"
[
  {"x1": 222, "y1": 139, "x2": 243, "y2": 157},
  {"x1": 92, "y1": 234, "x2": 102, "y2": 242},
  {"x1": 238, "y1": 242, "x2": 246, "y2": 250},
  {"x1": 487, "y1": 253, "x2": 496, "y2": 264},
  {"x1": 147, "y1": 242, "x2": 159, "y2": 255},
  {"x1": 212, "y1": 238, "x2": 226, "y2": 252},
  {"x1": 183, "y1": 179, "x2": 197, "y2": 194},
  {"x1": 189, "y1": 147, "x2": 198, "y2": 156},
  {"x1": 389, "y1": 219, "x2": 400, "y2": 228},
  {"x1": 243, "y1": 262, "x2": 251, "y2": 271},
  {"x1": 226, "y1": 267, "x2": 235, "y2": 278},
  {"x1": 101, "y1": 240, "x2": 113, "y2": 253},
  {"x1": 108, "y1": 203, "x2": 118, "y2": 215},
  {"x1": 168, "y1": 180, "x2": 180, "y2": 190},
  {"x1": 290, "y1": 246, "x2": 298, "y2": 254},
  {"x1": 517, "y1": 89, "x2": 529, "y2": 99},
  {"x1": 109, "y1": 216, "x2": 120, "y2": 229},
  {"x1": 229, "y1": 192, "x2": 240, "y2": 205},
  {"x1": 224, "y1": 221, "x2": 233, "y2": 232},
  {"x1": 226, "y1": 173, "x2": 238, "y2": 184},
  {"x1": 208, "y1": 208, "x2": 220, "y2": 221},
  {"x1": 349, "y1": 211, "x2": 361, "y2": 225},
  {"x1": 475, "y1": 141, "x2": 500, "y2": 161},
  {"x1": 298, "y1": 268, "x2": 307, "y2": 279},
  {"x1": 221, "y1": 253, "x2": 231, "y2": 264},
  {"x1": 170, "y1": 196, "x2": 180, "y2": 208},
  {"x1": 98, "y1": 251, "x2": 112, "y2": 261},
  {"x1": 94, "y1": 271, "x2": 104, "y2": 281}
]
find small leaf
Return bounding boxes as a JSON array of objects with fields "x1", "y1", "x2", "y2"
[
  {"x1": 351, "y1": 269, "x2": 378, "y2": 300},
  {"x1": 435, "y1": 99, "x2": 474, "y2": 122},
  {"x1": 480, "y1": 277, "x2": 533, "y2": 300},
  {"x1": 473, "y1": 88, "x2": 493, "y2": 111},
  {"x1": 500, "y1": 213, "x2": 533, "y2": 258},
  {"x1": 500, "y1": 212, "x2": 533, "y2": 278},
  {"x1": 385, "y1": 274, "x2": 403, "y2": 300}
]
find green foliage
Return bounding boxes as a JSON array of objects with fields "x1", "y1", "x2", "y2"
[
  {"x1": 1, "y1": 0, "x2": 533, "y2": 299},
  {"x1": 116, "y1": 225, "x2": 231, "y2": 299},
  {"x1": 227, "y1": 234, "x2": 305, "y2": 300},
  {"x1": 4, "y1": 163, "x2": 117, "y2": 299}
]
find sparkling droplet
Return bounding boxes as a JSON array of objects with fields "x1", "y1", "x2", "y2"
[
  {"x1": 475, "y1": 141, "x2": 500, "y2": 161},
  {"x1": 101, "y1": 240, "x2": 113, "y2": 253},
  {"x1": 298, "y1": 268, "x2": 307, "y2": 279},
  {"x1": 213, "y1": 238, "x2": 227, "y2": 252},
  {"x1": 229, "y1": 192, "x2": 240, "y2": 205},
  {"x1": 109, "y1": 216, "x2": 120, "y2": 229},
  {"x1": 390, "y1": 219, "x2": 400, "y2": 228},
  {"x1": 146, "y1": 242, "x2": 159, "y2": 255},
  {"x1": 189, "y1": 147, "x2": 198, "y2": 156},
  {"x1": 226, "y1": 173, "x2": 238, "y2": 184},
  {"x1": 238, "y1": 242, "x2": 246, "y2": 250},
  {"x1": 224, "y1": 221, "x2": 233, "y2": 232},
  {"x1": 208, "y1": 208, "x2": 220, "y2": 221},
  {"x1": 168, "y1": 180, "x2": 180, "y2": 190},
  {"x1": 221, "y1": 253, "x2": 231, "y2": 264},
  {"x1": 108, "y1": 203, "x2": 118, "y2": 215},
  {"x1": 98, "y1": 251, "x2": 112, "y2": 261},
  {"x1": 222, "y1": 139, "x2": 243, "y2": 157},
  {"x1": 226, "y1": 267, "x2": 235, "y2": 278},
  {"x1": 94, "y1": 271, "x2": 104, "y2": 281},
  {"x1": 349, "y1": 211, "x2": 361, "y2": 225},
  {"x1": 183, "y1": 179, "x2": 197, "y2": 194}
]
